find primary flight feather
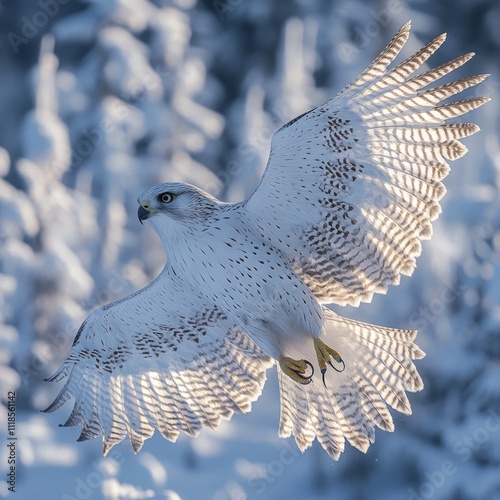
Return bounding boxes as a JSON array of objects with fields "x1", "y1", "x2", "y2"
[{"x1": 44, "y1": 22, "x2": 489, "y2": 460}]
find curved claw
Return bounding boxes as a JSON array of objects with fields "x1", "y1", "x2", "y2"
[
  {"x1": 314, "y1": 338, "x2": 345, "y2": 388},
  {"x1": 322, "y1": 358, "x2": 345, "y2": 387},
  {"x1": 300, "y1": 360, "x2": 315, "y2": 379},
  {"x1": 321, "y1": 368, "x2": 328, "y2": 388},
  {"x1": 291, "y1": 359, "x2": 314, "y2": 385},
  {"x1": 328, "y1": 358, "x2": 345, "y2": 373},
  {"x1": 280, "y1": 356, "x2": 314, "y2": 385}
]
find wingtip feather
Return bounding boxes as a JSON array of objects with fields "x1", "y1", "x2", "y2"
[{"x1": 401, "y1": 20, "x2": 412, "y2": 33}]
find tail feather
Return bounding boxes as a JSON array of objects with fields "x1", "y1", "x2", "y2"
[{"x1": 278, "y1": 309, "x2": 424, "y2": 460}]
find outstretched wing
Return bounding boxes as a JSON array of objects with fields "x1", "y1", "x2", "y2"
[
  {"x1": 43, "y1": 268, "x2": 273, "y2": 455},
  {"x1": 244, "y1": 22, "x2": 489, "y2": 306}
]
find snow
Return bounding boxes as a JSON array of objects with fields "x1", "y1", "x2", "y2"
[
  {"x1": 0, "y1": 149, "x2": 9, "y2": 178},
  {"x1": 1, "y1": 1, "x2": 498, "y2": 499}
]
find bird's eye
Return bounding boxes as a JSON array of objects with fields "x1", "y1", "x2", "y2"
[{"x1": 159, "y1": 192, "x2": 175, "y2": 204}]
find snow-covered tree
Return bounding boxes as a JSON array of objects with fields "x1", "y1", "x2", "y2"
[{"x1": 0, "y1": 0, "x2": 497, "y2": 498}]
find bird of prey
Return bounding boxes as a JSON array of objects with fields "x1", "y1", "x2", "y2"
[{"x1": 44, "y1": 22, "x2": 489, "y2": 460}]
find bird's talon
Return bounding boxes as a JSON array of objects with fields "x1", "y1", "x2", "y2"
[
  {"x1": 314, "y1": 338, "x2": 345, "y2": 382},
  {"x1": 321, "y1": 368, "x2": 327, "y2": 388},
  {"x1": 329, "y1": 358, "x2": 346, "y2": 373},
  {"x1": 302, "y1": 359, "x2": 314, "y2": 377},
  {"x1": 280, "y1": 356, "x2": 314, "y2": 384}
]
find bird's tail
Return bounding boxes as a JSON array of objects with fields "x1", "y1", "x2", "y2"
[{"x1": 278, "y1": 308, "x2": 424, "y2": 460}]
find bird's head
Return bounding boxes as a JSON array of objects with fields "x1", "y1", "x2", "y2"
[{"x1": 137, "y1": 182, "x2": 219, "y2": 235}]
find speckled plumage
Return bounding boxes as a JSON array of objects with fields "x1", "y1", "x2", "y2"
[{"x1": 45, "y1": 23, "x2": 488, "y2": 459}]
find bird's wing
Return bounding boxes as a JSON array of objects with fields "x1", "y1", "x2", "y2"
[
  {"x1": 43, "y1": 268, "x2": 273, "y2": 455},
  {"x1": 244, "y1": 22, "x2": 489, "y2": 306}
]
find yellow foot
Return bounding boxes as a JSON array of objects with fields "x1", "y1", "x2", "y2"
[
  {"x1": 313, "y1": 338, "x2": 345, "y2": 387},
  {"x1": 279, "y1": 356, "x2": 314, "y2": 385}
]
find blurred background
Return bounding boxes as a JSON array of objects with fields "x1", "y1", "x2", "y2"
[{"x1": 0, "y1": 0, "x2": 499, "y2": 499}]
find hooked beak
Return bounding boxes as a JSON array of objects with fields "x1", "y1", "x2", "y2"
[{"x1": 138, "y1": 204, "x2": 151, "y2": 224}]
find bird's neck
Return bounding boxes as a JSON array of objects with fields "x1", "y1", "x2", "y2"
[{"x1": 154, "y1": 218, "x2": 214, "y2": 274}]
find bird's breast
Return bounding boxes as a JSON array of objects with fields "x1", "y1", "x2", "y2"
[{"x1": 169, "y1": 223, "x2": 325, "y2": 355}]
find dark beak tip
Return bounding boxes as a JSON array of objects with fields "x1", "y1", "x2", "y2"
[{"x1": 138, "y1": 205, "x2": 150, "y2": 224}]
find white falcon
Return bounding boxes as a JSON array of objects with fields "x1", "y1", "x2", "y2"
[{"x1": 44, "y1": 23, "x2": 489, "y2": 460}]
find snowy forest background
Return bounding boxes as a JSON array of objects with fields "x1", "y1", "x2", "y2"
[{"x1": 0, "y1": 0, "x2": 499, "y2": 499}]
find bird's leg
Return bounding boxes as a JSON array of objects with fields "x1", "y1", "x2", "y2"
[
  {"x1": 279, "y1": 356, "x2": 314, "y2": 385},
  {"x1": 314, "y1": 338, "x2": 345, "y2": 387}
]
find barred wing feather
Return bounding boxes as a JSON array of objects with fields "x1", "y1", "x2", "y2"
[
  {"x1": 245, "y1": 22, "x2": 489, "y2": 306},
  {"x1": 278, "y1": 309, "x2": 425, "y2": 459},
  {"x1": 43, "y1": 269, "x2": 272, "y2": 455}
]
